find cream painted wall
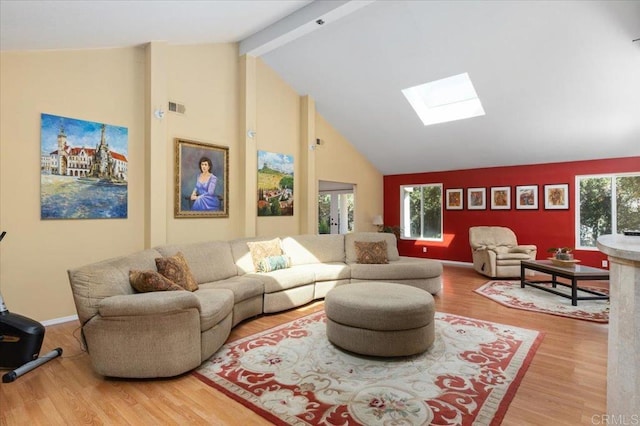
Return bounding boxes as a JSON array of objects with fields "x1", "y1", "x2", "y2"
[
  {"x1": 165, "y1": 44, "x2": 242, "y2": 243},
  {"x1": 0, "y1": 46, "x2": 383, "y2": 322},
  {"x1": 254, "y1": 60, "x2": 301, "y2": 237},
  {"x1": 315, "y1": 114, "x2": 383, "y2": 232},
  {"x1": 0, "y1": 48, "x2": 146, "y2": 321}
]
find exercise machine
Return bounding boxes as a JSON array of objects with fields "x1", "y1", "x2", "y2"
[{"x1": 0, "y1": 231, "x2": 63, "y2": 382}]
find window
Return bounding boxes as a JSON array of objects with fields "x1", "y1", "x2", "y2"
[
  {"x1": 576, "y1": 173, "x2": 640, "y2": 249},
  {"x1": 401, "y1": 184, "x2": 443, "y2": 240}
]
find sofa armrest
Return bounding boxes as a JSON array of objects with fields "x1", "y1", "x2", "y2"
[{"x1": 97, "y1": 291, "x2": 199, "y2": 317}]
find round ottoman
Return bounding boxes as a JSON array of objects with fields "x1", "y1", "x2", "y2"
[{"x1": 324, "y1": 282, "x2": 435, "y2": 357}]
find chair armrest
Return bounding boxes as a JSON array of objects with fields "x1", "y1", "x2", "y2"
[
  {"x1": 509, "y1": 245, "x2": 537, "y2": 253},
  {"x1": 98, "y1": 291, "x2": 199, "y2": 317}
]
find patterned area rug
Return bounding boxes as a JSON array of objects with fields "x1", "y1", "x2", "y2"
[
  {"x1": 475, "y1": 281, "x2": 609, "y2": 323},
  {"x1": 194, "y1": 311, "x2": 543, "y2": 426}
]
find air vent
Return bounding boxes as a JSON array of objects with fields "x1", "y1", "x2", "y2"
[{"x1": 168, "y1": 101, "x2": 186, "y2": 115}]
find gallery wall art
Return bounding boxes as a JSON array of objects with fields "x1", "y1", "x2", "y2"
[
  {"x1": 174, "y1": 138, "x2": 229, "y2": 218},
  {"x1": 257, "y1": 150, "x2": 294, "y2": 216},
  {"x1": 491, "y1": 186, "x2": 511, "y2": 210},
  {"x1": 40, "y1": 113, "x2": 128, "y2": 219},
  {"x1": 516, "y1": 185, "x2": 539, "y2": 210},
  {"x1": 445, "y1": 188, "x2": 463, "y2": 210},
  {"x1": 544, "y1": 184, "x2": 569, "y2": 210}
]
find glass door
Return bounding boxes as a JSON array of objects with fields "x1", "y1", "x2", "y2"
[{"x1": 318, "y1": 181, "x2": 355, "y2": 234}]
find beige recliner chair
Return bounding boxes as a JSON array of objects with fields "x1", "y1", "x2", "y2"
[{"x1": 469, "y1": 226, "x2": 537, "y2": 278}]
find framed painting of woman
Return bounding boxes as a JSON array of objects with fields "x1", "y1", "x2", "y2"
[{"x1": 174, "y1": 138, "x2": 229, "y2": 218}]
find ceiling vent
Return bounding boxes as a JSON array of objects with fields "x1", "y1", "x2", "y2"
[{"x1": 168, "y1": 101, "x2": 186, "y2": 115}]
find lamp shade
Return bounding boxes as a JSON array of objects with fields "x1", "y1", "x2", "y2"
[{"x1": 372, "y1": 215, "x2": 384, "y2": 226}]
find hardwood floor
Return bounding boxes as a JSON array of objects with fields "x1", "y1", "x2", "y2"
[{"x1": 0, "y1": 265, "x2": 608, "y2": 425}]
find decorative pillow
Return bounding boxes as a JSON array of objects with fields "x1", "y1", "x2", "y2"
[
  {"x1": 155, "y1": 252, "x2": 199, "y2": 292},
  {"x1": 129, "y1": 270, "x2": 184, "y2": 293},
  {"x1": 247, "y1": 238, "x2": 283, "y2": 270},
  {"x1": 354, "y1": 240, "x2": 388, "y2": 264},
  {"x1": 256, "y1": 255, "x2": 291, "y2": 273}
]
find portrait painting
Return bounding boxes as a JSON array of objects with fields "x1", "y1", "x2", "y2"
[
  {"x1": 445, "y1": 188, "x2": 463, "y2": 210},
  {"x1": 544, "y1": 183, "x2": 569, "y2": 210},
  {"x1": 174, "y1": 138, "x2": 229, "y2": 218},
  {"x1": 257, "y1": 150, "x2": 294, "y2": 216},
  {"x1": 467, "y1": 187, "x2": 486, "y2": 210},
  {"x1": 40, "y1": 113, "x2": 128, "y2": 220},
  {"x1": 516, "y1": 185, "x2": 538, "y2": 210},
  {"x1": 491, "y1": 186, "x2": 511, "y2": 210}
]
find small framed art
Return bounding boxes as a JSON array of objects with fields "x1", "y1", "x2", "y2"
[
  {"x1": 544, "y1": 183, "x2": 569, "y2": 210},
  {"x1": 490, "y1": 186, "x2": 511, "y2": 210},
  {"x1": 446, "y1": 188, "x2": 463, "y2": 210},
  {"x1": 467, "y1": 187, "x2": 486, "y2": 210},
  {"x1": 515, "y1": 185, "x2": 538, "y2": 210}
]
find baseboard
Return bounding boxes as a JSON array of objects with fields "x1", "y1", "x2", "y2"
[
  {"x1": 439, "y1": 259, "x2": 473, "y2": 268},
  {"x1": 42, "y1": 314, "x2": 78, "y2": 327}
]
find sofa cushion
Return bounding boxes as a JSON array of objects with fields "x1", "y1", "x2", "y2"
[
  {"x1": 350, "y1": 257, "x2": 442, "y2": 280},
  {"x1": 199, "y1": 276, "x2": 263, "y2": 304},
  {"x1": 354, "y1": 240, "x2": 389, "y2": 264},
  {"x1": 281, "y1": 234, "x2": 345, "y2": 265},
  {"x1": 129, "y1": 270, "x2": 184, "y2": 292},
  {"x1": 156, "y1": 241, "x2": 237, "y2": 283},
  {"x1": 155, "y1": 252, "x2": 198, "y2": 292},
  {"x1": 256, "y1": 255, "x2": 291, "y2": 272},
  {"x1": 192, "y1": 289, "x2": 234, "y2": 331},
  {"x1": 247, "y1": 238, "x2": 283, "y2": 269},
  {"x1": 246, "y1": 267, "x2": 315, "y2": 293},
  {"x1": 345, "y1": 232, "x2": 399, "y2": 263},
  {"x1": 293, "y1": 262, "x2": 351, "y2": 282}
]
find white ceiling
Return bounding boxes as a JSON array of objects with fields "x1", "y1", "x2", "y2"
[{"x1": 2, "y1": 0, "x2": 639, "y2": 175}]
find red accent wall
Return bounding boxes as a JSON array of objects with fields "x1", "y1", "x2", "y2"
[{"x1": 383, "y1": 157, "x2": 640, "y2": 268}]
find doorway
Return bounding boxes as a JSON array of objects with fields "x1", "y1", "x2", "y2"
[{"x1": 318, "y1": 180, "x2": 355, "y2": 234}]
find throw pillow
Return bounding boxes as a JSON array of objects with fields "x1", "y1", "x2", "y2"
[
  {"x1": 129, "y1": 270, "x2": 184, "y2": 293},
  {"x1": 247, "y1": 238, "x2": 283, "y2": 270},
  {"x1": 155, "y1": 252, "x2": 199, "y2": 292},
  {"x1": 256, "y1": 255, "x2": 291, "y2": 273},
  {"x1": 354, "y1": 240, "x2": 389, "y2": 264}
]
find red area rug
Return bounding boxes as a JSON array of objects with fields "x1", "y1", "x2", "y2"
[
  {"x1": 475, "y1": 281, "x2": 609, "y2": 323},
  {"x1": 194, "y1": 311, "x2": 542, "y2": 425}
]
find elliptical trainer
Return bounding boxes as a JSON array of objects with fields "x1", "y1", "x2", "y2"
[{"x1": 0, "y1": 231, "x2": 63, "y2": 382}]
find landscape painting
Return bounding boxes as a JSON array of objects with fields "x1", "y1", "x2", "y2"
[
  {"x1": 40, "y1": 113, "x2": 128, "y2": 219},
  {"x1": 257, "y1": 150, "x2": 294, "y2": 216}
]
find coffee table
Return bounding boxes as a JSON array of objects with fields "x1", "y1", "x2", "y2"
[{"x1": 520, "y1": 260, "x2": 609, "y2": 306}]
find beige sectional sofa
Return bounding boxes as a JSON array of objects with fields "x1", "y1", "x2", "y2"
[{"x1": 68, "y1": 232, "x2": 442, "y2": 378}]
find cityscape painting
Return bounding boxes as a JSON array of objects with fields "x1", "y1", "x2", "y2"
[
  {"x1": 40, "y1": 113, "x2": 128, "y2": 219},
  {"x1": 257, "y1": 150, "x2": 294, "y2": 216}
]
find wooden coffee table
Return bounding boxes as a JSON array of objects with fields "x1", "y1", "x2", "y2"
[{"x1": 520, "y1": 260, "x2": 609, "y2": 306}]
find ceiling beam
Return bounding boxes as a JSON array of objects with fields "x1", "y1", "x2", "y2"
[{"x1": 239, "y1": 0, "x2": 375, "y2": 57}]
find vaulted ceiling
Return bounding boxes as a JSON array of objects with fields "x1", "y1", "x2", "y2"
[{"x1": 2, "y1": 0, "x2": 638, "y2": 174}]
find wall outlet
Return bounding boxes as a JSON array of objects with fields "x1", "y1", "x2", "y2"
[
  {"x1": 602, "y1": 260, "x2": 608, "y2": 268},
  {"x1": 422, "y1": 247, "x2": 427, "y2": 253}
]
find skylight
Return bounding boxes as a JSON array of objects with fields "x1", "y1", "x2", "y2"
[{"x1": 402, "y1": 73, "x2": 485, "y2": 126}]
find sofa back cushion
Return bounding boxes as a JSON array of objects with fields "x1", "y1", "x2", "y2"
[
  {"x1": 345, "y1": 232, "x2": 399, "y2": 263},
  {"x1": 156, "y1": 241, "x2": 236, "y2": 284},
  {"x1": 469, "y1": 226, "x2": 518, "y2": 249},
  {"x1": 67, "y1": 249, "x2": 162, "y2": 325},
  {"x1": 281, "y1": 234, "x2": 345, "y2": 266}
]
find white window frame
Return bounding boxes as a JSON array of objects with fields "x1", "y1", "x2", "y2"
[
  {"x1": 400, "y1": 183, "x2": 443, "y2": 241},
  {"x1": 575, "y1": 172, "x2": 640, "y2": 250}
]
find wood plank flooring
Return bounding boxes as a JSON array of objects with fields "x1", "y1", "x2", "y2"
[{"x1": 0, "y1": 265, "x2": 608, "y2": 425}]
